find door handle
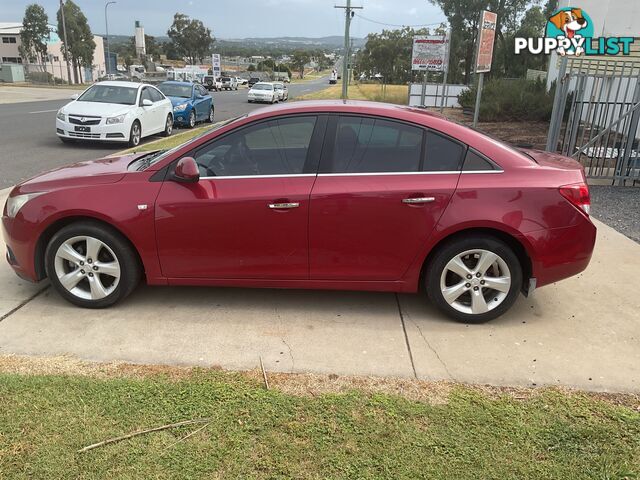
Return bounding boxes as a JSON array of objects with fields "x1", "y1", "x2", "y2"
[
  {"x1": 402, "y1": 197, "x2": 435, "y2": 204},
  {"x1": 268, "y1": 202, "x2": 300, "y2": 209}
]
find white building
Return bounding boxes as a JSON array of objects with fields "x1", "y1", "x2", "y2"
[{"x1": 0, "y1": 22, "x2": 105, "y2": 83}]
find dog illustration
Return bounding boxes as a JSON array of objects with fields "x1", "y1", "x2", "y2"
[{"x1": 548, "y1": 8, "x2": 588, "y2": 56}]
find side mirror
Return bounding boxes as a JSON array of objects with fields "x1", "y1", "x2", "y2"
[
  {"x1": 173, "y1": 157, "x2": 200, "y2": 183},
  {"x1": 70, "y1": 93, "x2": 79, "y2": 100},
  {"x1": 142, "y1": 98, "x2": 153, "y2": 107}
]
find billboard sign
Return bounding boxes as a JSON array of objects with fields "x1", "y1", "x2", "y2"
[
  {"x1": 475, "y1": 10, "x2": 497, "y2": 73},
  {"x1": 411, "y1": 35, "x2": 449, "y2": 72},
  {"x1": 211, "y1": 53, "x2": 221, "y2": 76}
]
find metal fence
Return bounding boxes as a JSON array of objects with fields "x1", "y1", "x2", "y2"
[
  {"x1": 547, "y1": 58, "x2": 640, "y2": 185},
  {"x1": 408, "y1": 83, "x2": 467, "y2": 108}
]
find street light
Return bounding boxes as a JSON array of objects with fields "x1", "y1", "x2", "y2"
[{"x1": 104, "y1": 1, "x2": 116, "y2": 75}]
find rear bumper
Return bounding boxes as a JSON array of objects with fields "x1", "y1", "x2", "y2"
[{"x1": 525, "y1": 216, "x2": 597, "y2": 288}]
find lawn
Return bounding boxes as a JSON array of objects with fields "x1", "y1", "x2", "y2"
[
  {"x1": 119, "y1": 123, "x2": 221, "y2": 155},
  {"x1": 295, "y1": 82, "x2": 409, "y2": 105},
  {"x1": 1, "y1": 360, "x2": 638, "y2": 479}
]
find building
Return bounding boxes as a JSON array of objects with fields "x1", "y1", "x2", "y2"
[{"x1": 0, "y1": 22, "x2": 105, "y2": 83}]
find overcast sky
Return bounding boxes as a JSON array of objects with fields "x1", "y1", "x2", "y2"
[{"x1": 5, "y1": 0, "x2": 446, "y2": 38}]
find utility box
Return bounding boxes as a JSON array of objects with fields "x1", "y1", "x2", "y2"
[{"x1": 0, "y1": 64, "x2": 26, "y2": 83}]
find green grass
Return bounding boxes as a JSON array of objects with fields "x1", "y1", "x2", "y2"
[
  {"x1": 119, "y1": 124, "x2": 220, "y2": 156},
  {"x1": 1, "y1": 370, "x2": 638, "y2": 479},
  {"x1": 295, "y1": 83, "x2": 408, "y2": 105}
]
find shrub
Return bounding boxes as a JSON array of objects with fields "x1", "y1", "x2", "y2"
[
  {"x1": 28, "y1": 71, "x2": 54, "y2": 84},
  {"x1": 457, "y1": 78, "x2": 554, "y2": 122}
]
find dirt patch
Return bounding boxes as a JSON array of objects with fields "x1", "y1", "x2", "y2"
[
  {"x1": 1, "y1": 354, "x2": 638, "y2": 409},
  {"x1": 441, "y1": 108, "x2": 549, "y2": 149}
]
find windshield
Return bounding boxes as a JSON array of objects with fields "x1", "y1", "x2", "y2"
[
  {"x1": 158, "y1": 84, "x2": 192, "y2": 98},
  {"x1": 252, "y1": 84, "x2": 273, "y2": 91},
  {"x1": 78, "y1": 85, "x2": 138, "y2": 105},
  {"x1": 138, "y1": 115, "x2": 247, "y2": 169},
  {"x1": 221, "y1": 77, "x2": 231, "y2": 81}
]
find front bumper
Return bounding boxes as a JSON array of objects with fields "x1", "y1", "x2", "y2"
[
  {"x1": 2, "y1": 213, "x2": 39, "y2": 282},
  {"x1": 172, "y1": 109, "x2": 192, "y2": 125},
  {"x1": 247, "y1": 95, "x2": 273, "y2": 103},
  {"x1": 56, "y1": 118, "x2": 129, "y2": 142}
]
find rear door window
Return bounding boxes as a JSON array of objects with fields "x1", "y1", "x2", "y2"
[
  {"x1": 423, "y1": 131, "x2": 465, "y2": 172},
  {"x1": 327, "y1": 116, "x2": 424, "y2": 173}
]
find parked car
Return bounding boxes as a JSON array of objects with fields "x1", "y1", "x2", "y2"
[
  {"x1": 273, "y1": 82, "x2": 288, "y2": 101},
  {"x1": 158, "y1": 81, "x2": 214, "y2": 128},
  {"x1": 4, "y1": 101, "x2": 596, "y2": 322},
  {"x1": 55, "y1": 81, "x2": 173, "y2": 147},
  {"x1": 220, "y1": 76, "x2": 238, "y2": 91},
  {"x1": 203, "y1": 75, "x2": 222, "y2": 91},
  {"x1": 238, "y1": 78, "x2": 249, "y2": 86},
  {"x1": 247, "y1": 82, "x2": 278, "y2": 103},
  {"x1": 247, "y1": 77, "x2": 261, "y2": 88}
]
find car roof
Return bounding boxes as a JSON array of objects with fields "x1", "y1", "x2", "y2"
[
  {"x1": 94, "y1": 80, "x2": 145, "y2": 88},
  {"x1": 160, "y1": 81, "x2": 194, "y2": 87}
]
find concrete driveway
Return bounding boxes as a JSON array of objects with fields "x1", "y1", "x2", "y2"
[{"x1": 0, "y1": 187, "x2": 638, "y2": 393}]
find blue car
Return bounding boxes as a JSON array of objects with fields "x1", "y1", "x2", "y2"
[{"x1": 158, "y1": 81, "x2": 214, "y2": 128}]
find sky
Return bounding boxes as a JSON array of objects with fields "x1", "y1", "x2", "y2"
[{"x1": 4, "y1": 0, "x2": 447, "y2": 38}]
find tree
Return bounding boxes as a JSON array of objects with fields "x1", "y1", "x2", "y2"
[
  {"x1": 167, "y1": 13, "x2": 214, "y2": 64},
  {"x1": 20, "y1": 4, "x2": 50, "y2": 67},
  {"x1": 56, "y1": 0, "x2": 95, "y2": 83},
  {"x1": 290, "y1": 50, "x2": 310, "y2": 79}
]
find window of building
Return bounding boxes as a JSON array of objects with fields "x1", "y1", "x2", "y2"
[{"x1": 2, "y1": 37, "x2": 17, "y2": 44}]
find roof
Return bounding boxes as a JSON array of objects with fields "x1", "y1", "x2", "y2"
[
  {"x1": 0, "y1": 22, "x2": 23, "y2": 35},
  {"x1": 95, "y1": 81, "x2": 145, "y2": 88}
]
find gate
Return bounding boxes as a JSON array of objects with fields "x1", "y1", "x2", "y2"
[{"x1": 546, "y1": 58, "x2": 640, "y2": 185}]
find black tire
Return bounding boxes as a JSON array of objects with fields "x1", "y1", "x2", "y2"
[
  {"x1": 128, "y1": 120, "x2": 141, "y2": 147},
  {"x1": 45, "y1": 221, "x2": 142, "y2": 308},
  {"x1": 162, "y1": 114, "x2": 173, "y2": 137},
  {"x1": 187, "y1": 111, "x2": 196, "y2": 128},
  {"x1": 425, "y1": 235, "x2": 522, "y2": 323},
  {"x1": 206, "y1": 106, "x2": 215, "y2": 123}
]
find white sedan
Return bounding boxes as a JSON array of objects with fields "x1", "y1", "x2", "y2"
[
  {"x1": 56, "y1": 81, "x2": 174, "y2": 147},
  {"x1": 247, "y1": 82, "x2": 278, "y2": 104}
]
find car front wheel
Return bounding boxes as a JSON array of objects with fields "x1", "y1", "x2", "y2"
[
  {"x1": 45, "y1": 222, "x2": 141, "y2": 308},
  {"x1": 188, "y1": 110, "x2": 196, "y2": 128},
  {"x1": 425, "y1": 235, "x2": 522, "y2": 323},
  {"x1": 128, "y1": 120, "x2": 141, "y2": 147},
  {"x1": 206, "y1": 106, "x2": 214, "y2": 123}
]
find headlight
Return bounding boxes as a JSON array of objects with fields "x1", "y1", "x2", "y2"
[
  {"x1": 173, "y1": 103, "x2": 188, "y2": 112},
  {"x1": 106, "y1": 114, "x2": 125, "y2": 125},
  {"x1": 5, "y1": 192, "x2": 45, "y2": 218},
  {"x1": 56, "y1": 111, "x2": 66, "y2": 121}
]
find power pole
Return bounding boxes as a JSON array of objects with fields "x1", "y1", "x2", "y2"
[
  {"x1": 59, "y1": 0, "x2": 73, "y2": 84},
  {"x1": 335, "y1": 1, "x2": 362, "y2": 99}
]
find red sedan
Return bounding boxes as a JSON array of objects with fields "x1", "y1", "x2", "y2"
[{"x1": 2, "y1": 101, "x2": 596, "y2": 322}]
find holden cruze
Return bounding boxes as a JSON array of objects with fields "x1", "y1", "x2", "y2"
[{"x1": 3, "y1": 101, "x2": 596, "y2": 322}]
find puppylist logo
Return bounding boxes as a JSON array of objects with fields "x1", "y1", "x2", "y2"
[{"x1": 515, "y1": 7, "x2": 634, "y2": 57}]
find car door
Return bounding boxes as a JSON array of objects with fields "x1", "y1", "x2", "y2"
[
  {"x1": 195, "y1": 85, "x2": 209, "y2": 120},
  {"x1": 155, "y1": 115, "x2": 326, "y2": 279},
  {"x1": 149, "y1": 86, "x2": 169, "y2": 129},
  {"x1": 139, "y1": 87, "x2": 162, "y2": 134},
  {"x1": 309, "y1": 115, "x2": 464, "y2": 281}
]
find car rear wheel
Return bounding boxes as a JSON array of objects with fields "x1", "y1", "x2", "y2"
[
  {"x1": 45, "y1": 222, "x2": 141, "y2": 308},
  {"x1": 188, "y1": 111, "x2": 196, "y2": 128},
  {"x1": 425, "y1": 235, "x2": 522, "y2": 323},
  {"x1": 128, "y1": 120, "x2": 141, "y2": 147},
  {"x1": 162, "y1": 114, "x2": 173, "y2": 137}
]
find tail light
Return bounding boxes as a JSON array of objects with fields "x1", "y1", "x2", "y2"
[{"x1": 559, "y1": 182, "x2": 591, "y2": 215}]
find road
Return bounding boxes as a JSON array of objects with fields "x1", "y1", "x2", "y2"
[{"x1": 0, "y1": 75, "x2": 329, "y2": 188}]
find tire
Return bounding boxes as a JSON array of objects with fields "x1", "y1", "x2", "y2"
[
  {"x1": 425, "y1": 235, "x2": 522, "y2": 323},
  {"x1": 128, "y1": 120, "x2": 141, "y2": 147},
  {"x1": 187, "y1": 110, "x2": 196, "y2": 128},
  {"x1": 45, "y1": 221, "x2": 141, "y2": 308},
  {"x1": 206, "y1": 106, "x2": 215, "y2": 123},
  {"x1": 162, "y1": 114, "x2": 173, "y2": 137}
]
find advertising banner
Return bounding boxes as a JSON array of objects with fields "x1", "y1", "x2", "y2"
[
  {"x1": 475, "y1": 11, "x2": 497, "y2": 73},
  {"x1": 411, "y1": 35, "x2": 449, "y2": 72},
  {"x1": 211, "y1": 54, "x2": 221, "y2": 76}
]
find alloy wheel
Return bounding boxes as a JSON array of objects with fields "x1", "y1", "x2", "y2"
[
  {"x1": 165, "y1": 115, "x2": 173, "y2": 135},
  {"x1": 189, "y1": 111, "x2": 195, "y2": 128},
  {"x1": 131, "y1": 123, "x2": 140, "y2": 146},
  {"x1": 439, "y1": 249, "x2": 511, "y2": 315},
  {"x1": 53, "y1": 235, "x2": 121, "y2": 301}
]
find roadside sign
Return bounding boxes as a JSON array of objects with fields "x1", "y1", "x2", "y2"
[
  {"x1": 411, "y1": 35, "x2": 449, "y2": 72},
  {"x1": 211, "y1": 53, "x2": 221, "y2": 76},
  {"x1": 475, "y1": 11, "x2": 497, "y2": 73}
]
